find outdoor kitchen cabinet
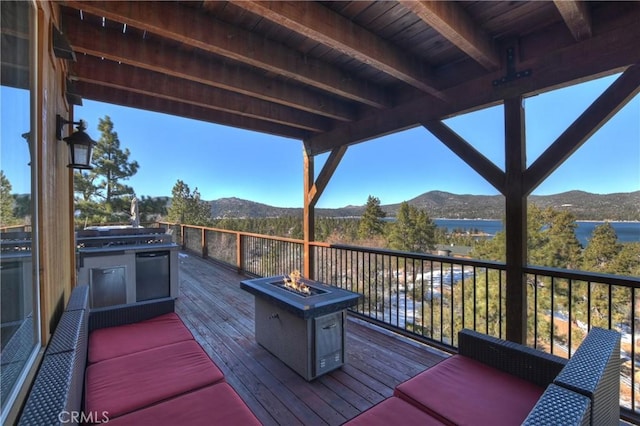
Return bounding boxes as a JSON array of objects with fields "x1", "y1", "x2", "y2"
[
  {"x1": 76, "y1": 229, "x2": 179, "y2": 308},
  {"x1": 89, "y1": 266, "x2": 127, "y2": 308},
  {"x1": 135, "y1": 251, "x2": 171, "y2": 301}
]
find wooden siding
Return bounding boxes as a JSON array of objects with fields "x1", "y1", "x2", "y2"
[{"x1": 33, "y1": 1, "x2": 75, "y2": 346}]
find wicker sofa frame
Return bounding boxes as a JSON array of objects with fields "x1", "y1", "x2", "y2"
[
  {"x1": 452, "y1": 328, "x2": 620, "y2": 425},
  {"x1": 18, "y1": 285, "x2": 178, "y2": 425},
  {"x1": 18, "y1": 284, "x2": 621, "y2": 425},
  {"x1": 347, "y1": 328, "x2": 620, "y2": 425}
]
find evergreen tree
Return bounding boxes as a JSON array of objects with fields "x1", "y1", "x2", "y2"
[
  {"x1": 167, "y1": 180, "x2": 212, "y2": 226},
  {"x1": 73, "y1": 169, "x2": 97, "y2": 202},
  {"x1": 538, "y1": 208, "x2": 583, "y2": 269},
  {"x1": 12, "y1": 194, "x2": 31, "y2": 221},
  {"x1": 358, "y1": 195, "x2": 386, "y2": 240},
  {"x1": 138, "y1": 195, "x2": 168, "y2": 224},
  {"x1": 0, "y1": 171, "x2": 18, "y2": 226},
  {"x1": 74, "y1": 116, "x2": 139, "y2": 222},
  {"x1": 473, "y1": 205, "x2": 582, "y2": 269},
  {"x1": 610, "y1": 242, "x2": 640, "y2": 277},
  {"x1": 387, "y1": 202, "x2": 436, "y2": 253},
  {"x1": 582, "y1": 222, "x2": 621, "y2": 273}
]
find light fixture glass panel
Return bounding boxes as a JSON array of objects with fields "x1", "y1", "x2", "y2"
[{"x1": 72, "y1": 144, "x2": 89, "y2": 166}]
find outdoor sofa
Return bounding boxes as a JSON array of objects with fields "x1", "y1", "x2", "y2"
[
  {"x1": 346, "y1": 327, "x2": 621, "y2": 425},
  {"x1": 17, "y1": 283, "x2": 622, "y2": 425},
  {"x1": 18, "y1": 284, "x2": 260, "y2": 425}
]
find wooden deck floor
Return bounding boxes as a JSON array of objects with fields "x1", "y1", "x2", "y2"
[{"x1": 175, "y1": 251, "x2": 448, "y2": 425}]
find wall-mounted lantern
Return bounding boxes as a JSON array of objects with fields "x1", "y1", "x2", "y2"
[{"x1": 56, "y1": 114, "x2": 96, "y2": 170}]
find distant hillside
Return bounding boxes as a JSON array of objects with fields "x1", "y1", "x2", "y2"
[
  {"x1": 395, "y1": 191, "x2": 504, "y2": 219},
  {"x1": 209, "y1": 197, "x2": 300, "y2": 218},
  {"x1": 529, "y1": 191, "x2": 640, "y2": 221},
  {"x1": 206, "y1": 190, "x2": 640, "y2": 221}
]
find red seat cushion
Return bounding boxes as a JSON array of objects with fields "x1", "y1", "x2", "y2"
[
  {"x1": 88, "y1": 313, "x2": 194, "y2": 364},
  {"x1": 394, "y1": 355, "x2": 544, "y2": 426},
  {"x1": 105, "y1": 383, "x2": 261, "y2": 426},
  {"x1": 85, "y1": 340, "x2": 225, "y2": 419},
  {"x1": 345, "y1": 397, "x2": 446, "y2": 426}
]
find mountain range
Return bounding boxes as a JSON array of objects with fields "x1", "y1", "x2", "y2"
[{"x1": 207, "y1": 190, "x2": 640, "y2": 221}]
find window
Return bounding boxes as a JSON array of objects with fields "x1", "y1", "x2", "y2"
[{"x1": 0, "y1": 1, "x2": 40, "y2": 421}]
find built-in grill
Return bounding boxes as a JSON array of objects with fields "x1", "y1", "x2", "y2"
[{"x1": 240, "y1": 275, "x2": 360, "y2": 381}]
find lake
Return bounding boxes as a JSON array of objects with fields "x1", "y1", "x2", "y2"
[{"x1": 434, "y1": 219, "x2": 640, "y2": 246}]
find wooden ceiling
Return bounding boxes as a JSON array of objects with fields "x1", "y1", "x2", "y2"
[{"x1": 56, "y1": 1, "x2": 640, "y2": 155}]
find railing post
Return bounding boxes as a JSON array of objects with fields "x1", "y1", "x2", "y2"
[
  {"x1": 236, "y1": 232, "x2": 243, "y2": 273},
  {"x1": 201, "y1": 227, "x2": 207, "y2": 258}
]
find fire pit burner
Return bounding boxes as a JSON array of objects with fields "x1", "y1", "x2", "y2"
[
  {"x1": 241, "y1": 275, "x2": 361, "y2": 380},
  {"x1": 271, "y1": 269, "x2": 327, "y2": 297},
  {"x1": 271, "y1": 280, "x2": 326, "y2": 297}
]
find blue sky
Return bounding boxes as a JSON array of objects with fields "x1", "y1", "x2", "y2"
[{"x1": 2, "y1": 74, "x2": 638, "y2": 208}]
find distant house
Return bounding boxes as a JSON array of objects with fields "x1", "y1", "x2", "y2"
[{"x1": 434, "y1": 244, "x2": 473, "y2": 258}]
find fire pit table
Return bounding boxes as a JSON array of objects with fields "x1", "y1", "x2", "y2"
[{"x1": 240, "y1": 275, "x2": 361, "y2": 381}]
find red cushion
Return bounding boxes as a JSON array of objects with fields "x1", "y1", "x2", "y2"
[
  {"x1": 85, "y1": 340, "x2": 225, "y2": 419},
  {"x1": 105, "y1": 383, "x2": 261, "y2": 426},
  {"x1": 394, "y1": 355, "x2": 544, "y2": 426},
  {"x1": 88, "y1": 313, "x2": 194, "y2": 364},
  {"x1": 345, "y1": 397, "x2": 446, "y2": 426}
]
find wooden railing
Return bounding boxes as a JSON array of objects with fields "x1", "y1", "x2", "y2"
[
  {"x1": 159, "y1": 222, "x2": 640, "y2": 421},
  {"x1": 0, "y1": 224, "x2": 32, "y2": 233}
]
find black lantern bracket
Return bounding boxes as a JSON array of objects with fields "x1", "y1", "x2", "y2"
[{"x1": 56, "y1": 114, "x2": 83, "y2": 140}]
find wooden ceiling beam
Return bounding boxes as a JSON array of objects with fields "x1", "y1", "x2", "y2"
[
  {"x1": 307, "y1": 145, "x2": 348, "y2": 207},
  {"x1": 72, "y1": 55, "x2": 332, "y2": 133},
  {"x1": 77, "y1": 81, "x2": 312, "y2": 141},
  {"x1": 306, "y1": 11, "x2": 640, "y2": 154},
  {"x1": 553, "y1": 0, "x2": 592, "y2": 41},
  {"x1": 62, "y1": 15, "x2": 356, "y2": 122},
  {"x1": 399, "y1": 0, "x2": 500, "y2": 71},
  {"x1": 227, "y1": 1, "x2": 447, "y2": 101},
  {"x1": 422, "y1": 120, "x2": 505, "y2": 193},
  {"x1": 63, "y1": 1, "x2": 391, "y2": 108}
]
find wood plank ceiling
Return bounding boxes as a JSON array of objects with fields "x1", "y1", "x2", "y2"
[{"x1": 56, "y1": 1, "x2": 640, "y2": 156}]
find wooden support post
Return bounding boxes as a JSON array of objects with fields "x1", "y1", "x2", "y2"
[
  {"x1": 302, "y1": 142, "x2": 348, "y2": 280},
  {"x1": 303, "y1": 147, "x2": 315, "y2": 279},
  {"x1": 504, "y1": 96, "x2": 527, "y2": 344}
]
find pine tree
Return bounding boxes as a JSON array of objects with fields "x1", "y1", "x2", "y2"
[
  {"x1": 167, "y1": 180, "x2": 212, "y2": 226},
  {"x1": 539, "y1": 208, "x2": 583, "y2": 269},
  {"x1": 358, "y1": 195, "x2": 386, "y2": 240},
  {"x1": 74, "y1": 116, "x2": 139, "y2": 223},
  {"x1": 582, "y1": 222, "x2": 621, "y2": 273},
  {"x1": 473, "y1": 205, "x2": 582, "y2": 269},
  {"x1": 610, "y1": 243, "x2": 640, "y2": 277},
  {"x1": 138, "y1": 195, "x2": 168, "y2": 224},
  {"x1": 387, "y1": 202, "x2": 435, "y2": 253},
  {"x1": 0, "y1": 171, "x2": 18, "y2": 226}
]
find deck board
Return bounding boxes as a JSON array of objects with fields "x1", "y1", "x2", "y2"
[{"x1": 176, "y1": 251, "x2": 447, "y2": 425}]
